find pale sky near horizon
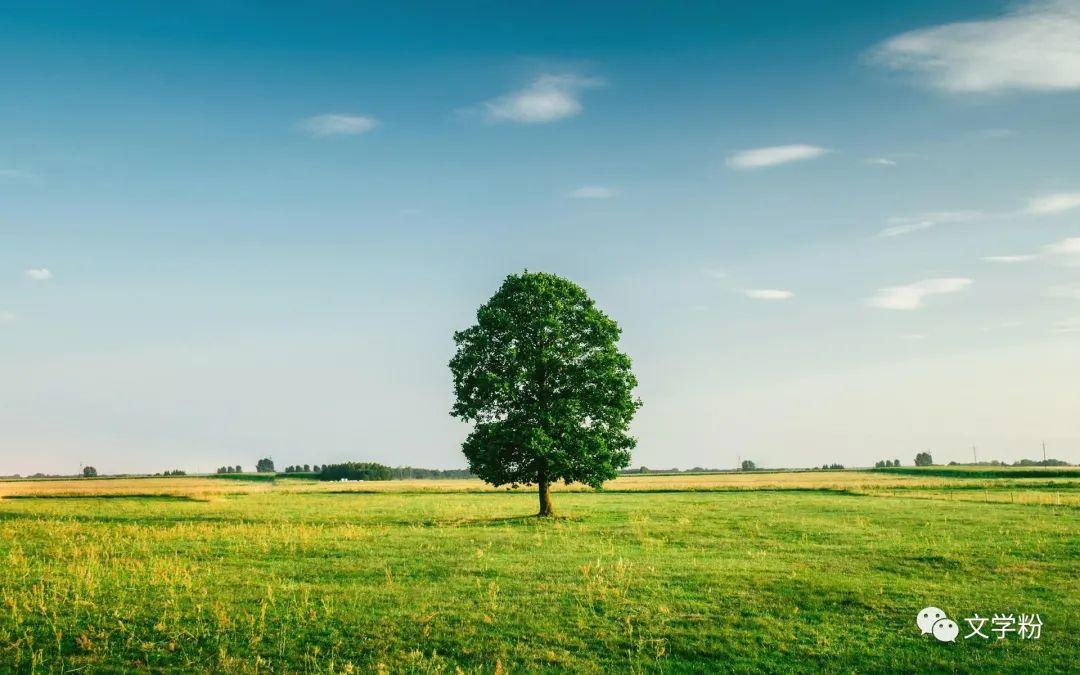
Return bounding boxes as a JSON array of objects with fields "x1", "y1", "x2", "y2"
[{"x1": 2, "y1": 0, "x2": 1079, "y2": 475}]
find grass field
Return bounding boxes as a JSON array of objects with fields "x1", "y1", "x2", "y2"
[{"x1": 1, "y1": 469, "x2": 1077, "y2": 672}]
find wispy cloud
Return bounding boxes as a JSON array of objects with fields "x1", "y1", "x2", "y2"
[
  {"x1": 744, "y1": 289, "x2": 794, "y2": 300},
  {"x1": 1026, "y1": 192, "x2": 1080, "y2": 215},
  {"x1": 877, "y1": 210, "x2": 983, "y2": 238},
  {"x1": 567, "y1": 185, "x2": 615, "y2": 199},
  {"x1": 727, "y1": 144, "x2": 829, "y2": 170},
  {"x1": 25, "y1": 268, "x2": 52, "y2": 281},
  {"x1": 982, "y1": 254, "x2": 1039, "y2": 263},
  {"x1": 0, "y1": 311, "x2": 14, "y2": 322},
  {"x1": 869, "y1": 0, "x2": 1080, "y2": 93},
  {"x1": 866, "y1": 157, "x2": 898, "y2": 166},
  {"x1": 878, "y1": 220, "x2": 935, "y2": 238},
  {"x1": 1045, "y1": 237, "x2": 1080, "y2": 257},
  {"x1": 300, "y1": 113, "x2": 378, "y2": 137},
  {"x1": 982, "y1": 237, "x2": 1080, "y2": 264},
  {"x1": 882, "y1": 192, "x2": 1080, "y2": 240},
  {"x1": 484, "y1": 74, "x2": 602, "y2": 124},
  {"x1": 867, "y1": 278, "x2": 972, "y2": 310}
]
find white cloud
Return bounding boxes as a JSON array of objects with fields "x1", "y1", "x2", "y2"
[
  {"x1": 0, "y1": 311, "x2": 14, "y2": 322},
  {"x1": 878, "y1": 210, "x2": 983, "y2": 238},
  {"x1": 567, "y1": 185, "x2": 615, "y2": 199},
  {"x1": 727, "y1": 144, "x2": 828, "y2": 170},
  {"x1": 1045, "y1": 237, "x2": 1080, "y2": 256},
  {"x1": 1026, "y1": 192, "x2": 1080, "y2": 215},
  {"x1": 870, "y1": 0, "x2": 1080, "y2": 93},
  {"x1": 25, "y1": 268, "x2": 52, "y2": 281},
  {"x1": 484, "y1": 74, "x2": 602, "y2": 124},
  {"x1": 744, "y1": 289, "x2": 794, "y2": 300},
  {"x1": 867, "y1": 278, "x2": 972, "y2": 310},
  {"x1": 300, "y1": 114, "x2": 378, "y2": 137},
  {"x1": 867, "y1": 157, "x2": 898, "y2": 166},
  {"x1": 923, "y1": 210, "x2": 985, "y2": 223},
  {"x1": 878, "y1": 220, "x2": 935, "y2": 238},
  {"x1": 982, "y1": 254, "x2": 1039, "y2": 263},
  {"x1": 983, "y1": 237, "x2": 1080, "y2": 264}
]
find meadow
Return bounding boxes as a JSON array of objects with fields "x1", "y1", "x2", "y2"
[{"x1": 0, "y1": 469, "x2": 1077, "y2": 672}]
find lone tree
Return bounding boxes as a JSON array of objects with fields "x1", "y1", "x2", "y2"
[
  {"x1": 914, "y1": 452, "x2": 933, "y2": 467},
  {"x1": 255, "y1": 458, "x2": 275, "y2": 473},
  {"x1": 82, "y1": 466, "x2": 98, "y2": 478},
  {"x1": 450, "y1": 272, "x2": 641, "y2": 516}
]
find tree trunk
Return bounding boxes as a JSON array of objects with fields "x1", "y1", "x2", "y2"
[{"x1": 538, "y1": 476, "x2": 554, "y2": 517}]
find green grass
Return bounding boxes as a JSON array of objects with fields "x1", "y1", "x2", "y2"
[{"x1": 1, "y1": 478, "x2": 1077, "y2": 672}]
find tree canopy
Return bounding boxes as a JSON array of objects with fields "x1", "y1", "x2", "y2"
[{"x1": 449, "y1": 271, "x2": 641, "y2": 516}]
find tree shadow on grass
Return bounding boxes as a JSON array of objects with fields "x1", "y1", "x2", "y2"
[
  {"x1": 372, "y1": 513, "x2": 582, "y2": 528},
  {"x1": 461, "y1": 513, "x2": 581, "y2": 527}
]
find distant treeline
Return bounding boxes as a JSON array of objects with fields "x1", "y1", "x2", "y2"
[
  {"x1": 953, "y1": 459, "x2": 1071, "y2": 467},
  {"x1": 316, "y1": 462, "x2": 472, "y2": 481},
  {"x1": 621, "y1": 466, "x2": 727, "y2": 474}
]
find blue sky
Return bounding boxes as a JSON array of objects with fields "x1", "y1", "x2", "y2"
[{"x1": 2, "y1": 0, "x2": 1079, "y2": 474}]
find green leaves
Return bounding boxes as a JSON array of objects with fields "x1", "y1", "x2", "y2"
[{"x1": 450, "y1": 272, "x2": 641, "y2": 490}]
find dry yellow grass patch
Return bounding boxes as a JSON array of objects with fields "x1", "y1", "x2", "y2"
[{"x1": 0, "y1": 476, "x2": 270, "y2": 499}]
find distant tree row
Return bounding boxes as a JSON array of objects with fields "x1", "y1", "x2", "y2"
[
  {"x1": 387, "y1": 466, "x2": 473, "y2": 479},
  {"x1": 874, "y1": 459, "x2": 902, "y2": 468},
  {"x1": 620, "y1": 466, "x2": 725, "y2": 475},
  {"x1": 318, "y1": 462, "x2": 394, "y2": 481},
  {"x1": 948, "y1": 458, "x2": 1071, "y2": 467},
  {"x1": 282, "y1": 464, "x2": 316, "y2": 473},
  {"x1": 817, "y1": 463, "x2": 845, "y2": 471},
  {"x1": 157, "y1": 469, "x2": 186, "y2": 476},
  {"x1": 313, "y1": 463, "x2": 473, "y2": 480},
  {"x1": 208, "y1": 460, "x2": 472, "y2": 479}
]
